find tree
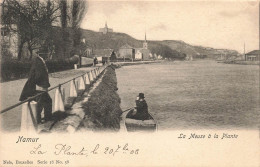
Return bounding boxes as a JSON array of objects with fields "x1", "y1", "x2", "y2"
[
  {"x1": 71, "y1": 0, "x2": 88, "y2": 47},
  {"x1": 150, "y1": 44, "x2": 186, "y2": 60},
  {"x1": 1, "y1": 0, "x2": 60, "y2": 60}
]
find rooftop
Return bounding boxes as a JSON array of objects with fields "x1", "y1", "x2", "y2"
[
  {"x1": 120, "y1": 44, "x2": 134, "y2": 49},
  {"x1": 246, "y1": 50, "x2": 260, "y2": 55}
]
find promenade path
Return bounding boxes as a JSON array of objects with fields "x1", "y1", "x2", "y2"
[{"x1": 0, "y1": 64, "x2": 102, "y2": 132}]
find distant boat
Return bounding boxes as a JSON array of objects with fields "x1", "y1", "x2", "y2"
[{"x1": 121, "y1": 108, "x2": 157, "y2": 132}]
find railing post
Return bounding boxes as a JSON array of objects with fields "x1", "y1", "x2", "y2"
[
  {"x1": 92, "y1": 70, "x2": 96, "y2": 80},
  {"x1": 78, "y1": 76, "x2": 85, "y2": 90},
  {"x1": 54, "y1": 85, "x2": 65, "y2": 112},
  {"x1": 84, "y1": 73, "x2": 90, "y2": 85},
  {"x1": 20, "y1": 101, "x2": 37, "y2": 133},
  {"x1": 89, "y1": 71, "x2": 93, "y2": 82},
  {"x1": 97, "y1": 68, "x2": 100, "y2": 75},
  {"x1": 95, "y1": 69, "x2": 98, "y2": 76},
  {"x1": 62, "y1": 87, "x2": 65, "y2": 103},
  {"x1": 69, "y1": 79, "x2": 77, "y2": 97}
]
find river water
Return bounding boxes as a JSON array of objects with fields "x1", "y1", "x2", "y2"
[{"x1": 116, "y1": 60, "x2": 260, "y2": 130}]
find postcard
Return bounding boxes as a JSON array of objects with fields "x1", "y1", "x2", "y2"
[{"x1": 0, "y1": 0, "x2": 259, "y2": 166}]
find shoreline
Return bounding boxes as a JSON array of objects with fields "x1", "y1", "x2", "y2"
[
  {"x1": 217, "y1": 60, "x2": 260, "y2": 65},
  {"x1": 111, "y1": 60, "x2": 163, "y2": 68}
]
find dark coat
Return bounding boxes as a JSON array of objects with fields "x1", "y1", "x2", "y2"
[
  {"x1": 19, "y1": 56, "x2": 50, "y2": 101},
  {"x1": 134, "y1": 99, "x2": 149, "y2": 120}
]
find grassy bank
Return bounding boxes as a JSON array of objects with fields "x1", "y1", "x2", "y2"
[{"x1": 81, "y1": 66, "x2": 122, "y2": 131}]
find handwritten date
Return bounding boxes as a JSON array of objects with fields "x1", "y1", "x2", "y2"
[{"x1": 30, "y1": 143, "x2": 139, "y2": 157}]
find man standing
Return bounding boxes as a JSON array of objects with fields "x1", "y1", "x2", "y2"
[
  {"x1": 93, "y1": 57, "x2": 98, "y2": 67},
  {"x1": 19, "y1": 53, "x2": 52, "y2": 124}
]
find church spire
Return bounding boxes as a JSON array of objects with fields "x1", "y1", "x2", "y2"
[
  {"x1": 105, "y1": 21, "x2": 108, "y2": 28},
  {"x1": 143, "y1": 31, "x2": 148, "y2": 49}
]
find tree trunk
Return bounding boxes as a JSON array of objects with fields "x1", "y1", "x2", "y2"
[
  {"x1": 28, "y1": 43, "x2": 33, "y2": 60},
  {"x1": 17, "y1": 40, "x2": 25, "y2": 61}
]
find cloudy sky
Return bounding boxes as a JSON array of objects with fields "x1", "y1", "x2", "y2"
[{"x1": 81, "y1": 1, "x2": 259, "y2": 53}]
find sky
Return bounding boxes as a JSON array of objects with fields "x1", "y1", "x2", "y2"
[{"x1": 81, "y1": 1, "x2": 259, "y2": 53}]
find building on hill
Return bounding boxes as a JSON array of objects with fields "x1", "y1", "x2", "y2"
[
  {"x1": 245, "y1": 50, "x2": 260, "y2": 61},
  {"x1": 99, "y1": 22, "x2": 113, "y2": 34},
  {"x1": 118, "y1": 44, "x2": 135, "y2": 60}
]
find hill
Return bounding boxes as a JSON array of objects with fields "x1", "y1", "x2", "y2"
[
  {"x1": 80, "y1": 28, "x2": 240, "y2": 59},
  {"x1": 160, "y1": 40, "x2": 240, "y2": 59}
]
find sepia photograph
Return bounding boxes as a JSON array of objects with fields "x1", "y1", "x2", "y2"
[{"x1": 0, "y1": 0, "x2": 259, "y2": 166}]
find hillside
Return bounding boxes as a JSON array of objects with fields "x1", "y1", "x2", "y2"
[
  {"x1": 80, "y1": 28, "x2": 240, "y2": 59},
  {"x1": 80, "y1": 29, "x2": 143, "y2": 50},
  {"x1": 159, "y1": 40, "x2": 240, "y2": 59}
]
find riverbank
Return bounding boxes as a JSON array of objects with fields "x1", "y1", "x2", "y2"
[
  {"x1": 111, "y1": 60, "x2": 162, "y2": 68},
  {"x1": 218, "y1": 60, "x2": 260, "y2": 65}
]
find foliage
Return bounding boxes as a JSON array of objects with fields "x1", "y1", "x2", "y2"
[
  {"x1": 1, "y1": 0, "x2": 60, "y2": 60},
  {"x1": 82, "y1": 66, "x2": 122, "y2": 130},
  {"x1": 0, "y1": 58, "x2": 78, "y2": 82},
  {"x1": 150, "y1": 44, "x2": 186, "y2": 60}
]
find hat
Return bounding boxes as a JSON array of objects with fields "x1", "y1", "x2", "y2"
[{"x1": 138, "y1": 93, "x2": 145, "y2": 99}]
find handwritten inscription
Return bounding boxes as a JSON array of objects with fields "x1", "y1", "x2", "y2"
[
  {"x1": 53, "y1": 143, "x2": 139, "y2": 157},
  {"x1": 30, "y1": 144, "x2": 47, "y2": 155},
  {"x1": 178, "y1": 133, "x2": 238, "y2": 139},
  {"x1": 25, "y1": 143, "x2": 139, "y2": 158}
]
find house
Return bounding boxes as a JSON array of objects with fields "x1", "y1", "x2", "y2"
[
  {"x1": 135, "y1": 50, "x2": 142, "y2": 60},
  {"x1": 92, "y1": 48, "x2": 114, "y2": 62},
  {"x1": 135, "y1": 48, "x2": 151, "y2": 60},
  {"x1": 83, "y1": 47, "x2": 93, "y2": 57},
  {"x1": 158, "y1": 55, "x2": 163, "y2": 60},
  {"x1": 99, "y1": 22, "x2": 113, "y2": 34},
  {"x1": 245, "y1": 50, "x2": 260, "y2": 61},
  {"x1": 118, "y1": 44, "x2": 135, "y2": 60}
]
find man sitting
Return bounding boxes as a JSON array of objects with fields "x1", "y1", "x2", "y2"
[{"x1": 132, "y1": 93, "x2": 150, "y2": 120}]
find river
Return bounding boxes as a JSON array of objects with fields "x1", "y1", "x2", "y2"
[{"x1": 116, "y1": 60, "x2": 260, "y2": 130}]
